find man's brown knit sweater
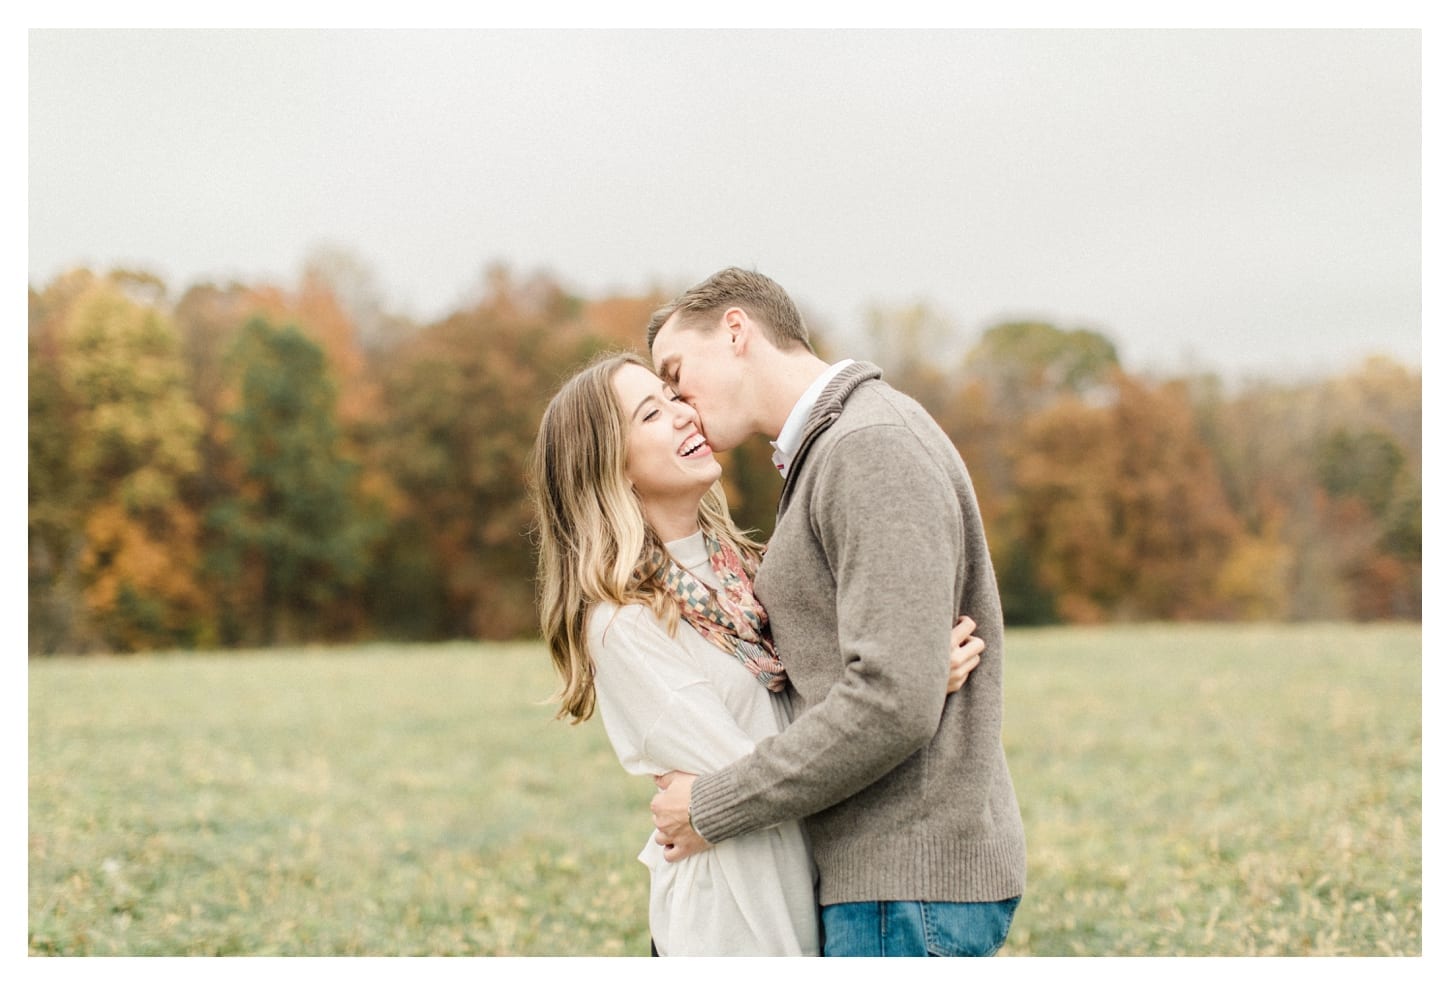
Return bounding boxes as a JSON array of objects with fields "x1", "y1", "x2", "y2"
[{"x1": 688, "y1": 362, "x2": 1027, "y2": 906}]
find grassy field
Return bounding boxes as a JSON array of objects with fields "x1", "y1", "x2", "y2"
[{"x1": 28, "y1": 623, "x2": 1422, "y2": 956}]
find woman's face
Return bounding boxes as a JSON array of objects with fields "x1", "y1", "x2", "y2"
[{"x1": 612, "y1": 361, "x2": 722, "y2": 509}]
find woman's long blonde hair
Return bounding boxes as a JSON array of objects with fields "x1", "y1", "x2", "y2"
[{"x1": 529, "y1": 351, "x2": 764, "y2": 723}]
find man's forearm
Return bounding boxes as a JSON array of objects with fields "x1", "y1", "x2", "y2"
[{"x1": 687, "y1": 658, "x2": 946, "y2": 844}]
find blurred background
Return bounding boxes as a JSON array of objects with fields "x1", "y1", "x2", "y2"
[{"x1": 27, "y1": 28, "x2": 1421, "y2": 655}]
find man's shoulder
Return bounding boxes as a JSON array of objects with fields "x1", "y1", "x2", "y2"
[
  {"x1": 798, "y1": 380, "x2": 968, "y2": 507},
  {"x1": 823, "y1": 379, "x2": 947, "y2": 450}
]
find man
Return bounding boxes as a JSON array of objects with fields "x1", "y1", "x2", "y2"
[{"x1": 646, "y1": 267, "x2": 1026, "y2": 957}]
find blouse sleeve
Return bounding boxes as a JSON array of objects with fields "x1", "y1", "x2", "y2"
[{"x1": 588, "y1": 604, "x2": 762, "y2": 779}]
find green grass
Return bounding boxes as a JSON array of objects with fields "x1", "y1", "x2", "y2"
[
  {"x1": 999, "y1": 623, "x2": 1421, "y2": 956},
  {"x1": 28, "y1": 624, "x2": 1421, "y2": 956}
]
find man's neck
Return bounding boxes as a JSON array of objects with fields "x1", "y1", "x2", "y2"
[{"x1": 759, "y1": 350, "x2": 833, "y2": 439}]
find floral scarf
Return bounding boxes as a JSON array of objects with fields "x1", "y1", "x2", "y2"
[{"x1": 644, "y1": 533, "x2": 787, "y2": 692}]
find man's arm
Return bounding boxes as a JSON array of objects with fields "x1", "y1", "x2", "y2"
[
  {"x1": 651, "y1": 613, "x2": 984, "y2": 860},
  {"x1": 682, "y1": 425, "x2": 964, "y2": 846}
]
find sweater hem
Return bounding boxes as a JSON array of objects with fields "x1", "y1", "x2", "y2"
[{"x1": 812, "y1": 833, "x2": 1028, "y2": 907}]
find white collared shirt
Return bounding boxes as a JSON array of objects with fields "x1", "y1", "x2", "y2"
[{"x1": 770, "y1": 359, "x2": 854, "y2": 479}]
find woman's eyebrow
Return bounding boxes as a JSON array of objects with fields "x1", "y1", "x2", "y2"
[{"x1": 631, "y1": 393, "x2": 656, "y2": 420}]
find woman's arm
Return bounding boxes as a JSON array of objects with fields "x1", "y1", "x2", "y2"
[{"x1": 588, "y1": 604, "x2": 763, "y2": 779}]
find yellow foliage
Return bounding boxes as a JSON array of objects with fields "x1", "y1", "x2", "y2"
[{"x1": 1214, "y1": 533, "x2": 1293, "y2": 620}]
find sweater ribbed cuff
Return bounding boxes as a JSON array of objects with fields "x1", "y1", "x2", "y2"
[{"x1": 689, "y1": 766, "x2": 757, "y2": 846}]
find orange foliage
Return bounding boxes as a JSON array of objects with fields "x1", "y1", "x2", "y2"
[
  {"x1": 580, "y1": 294, "x2": 663, "y2": 353},
  {"x1": 80, "y1": 500, "x2": 211, "y2": 650},
  {"x1": 1014, "y1": 376, "x2": 1243, "y2": 622},
  {"x1": 28, "y1": 262, "x2": 1421, "y2": 651}
]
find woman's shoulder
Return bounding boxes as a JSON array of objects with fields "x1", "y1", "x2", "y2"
[
  {"x1": 586, "y1": 598, "x2": 672, "y2": 651},
  {"x1": 587, "y1": 599, "x2": 707, "y2": 691}
]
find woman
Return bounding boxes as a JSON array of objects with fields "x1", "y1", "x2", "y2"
[{"x1": 529, "y1": 352, "x2": 983, "y2": 956}]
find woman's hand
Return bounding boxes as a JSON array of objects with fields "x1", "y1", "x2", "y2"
[{"x1": 947, "y1": 615, "x2": 985, "y2": 694}]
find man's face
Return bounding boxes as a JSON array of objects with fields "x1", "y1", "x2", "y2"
[{"x1": 650, "y1": 312, "x2": 751, "y2": 453}]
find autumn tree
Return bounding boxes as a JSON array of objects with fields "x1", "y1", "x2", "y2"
[
  {"x1": 1013, "y1": 373, "x2": 1242, "y2": 622},
  {"x1": 1191, "y1": 357, "x2": 1420, "y2": 620},
  {"x1": 301, "y1": 244, "x2": 412, "y2": 354},
  {"x1": 27, "y1": 259, "x2": 1423, "y2": 650},
  {"x1": 966, "y1": 321, "x2": 1120, "y2": 412},
  {"x1": 45, "y1": 274, "x2": 210, "y2": 651},
  {"x1": 1310, "y1": 423, "x2": 1419, "y2": 619},
  {"x1": 28, "y1": 273, "x2": 97, "y2": 651},
  {"x1": 174, "y1": 282, "x2": 264, "y2": 510},
  {"x1": 366, "y1": 267, "x2": 604, "y2": 639},
  {"x1": 939, "y1": 322, "x2": 1122, "y2": 621}
]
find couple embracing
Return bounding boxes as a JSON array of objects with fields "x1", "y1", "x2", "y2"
[{"x1": 530, "y1": 268, "x2": 1026, "y2": 957}]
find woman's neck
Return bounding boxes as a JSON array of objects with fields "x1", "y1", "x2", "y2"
[{"x1": 643, "y1": 498, "x2": 703, "y2": 543}]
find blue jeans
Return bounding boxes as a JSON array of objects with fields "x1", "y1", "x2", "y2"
[{"x1": 821, "y1": 898, "x2": 1020, "y2": 956}]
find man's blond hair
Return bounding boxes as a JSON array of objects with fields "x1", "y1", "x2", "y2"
[{"x1": 646, "y1": 267, "x2": 812, "y2": 352}]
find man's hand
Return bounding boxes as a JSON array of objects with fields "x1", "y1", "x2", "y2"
[{"x1": 651, "y1": 771, "x2": 710, "y2": 862}]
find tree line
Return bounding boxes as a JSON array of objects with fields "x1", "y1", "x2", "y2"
[{"x1": 27, "y1": 258, "x2": 1421, "y2": 655}]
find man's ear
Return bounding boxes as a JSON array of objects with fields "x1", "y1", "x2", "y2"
[{"x1": 722, "y1": 307, "x2": 750, "y2": 354}]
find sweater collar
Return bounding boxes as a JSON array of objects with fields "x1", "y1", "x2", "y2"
[
  {"x1": 770, "y1": 359, "x2": 854, "y2": 478},
  {"x1": 811, "y1": 360, "x2": 884, "y2": 427},
  {"x1": 775, "y1": 360, "x2": 885, "y2": 497}
]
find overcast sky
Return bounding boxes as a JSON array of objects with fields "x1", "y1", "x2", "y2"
[{"x1": 27, "y1": 28, "x2": 1424, "y2": 382}]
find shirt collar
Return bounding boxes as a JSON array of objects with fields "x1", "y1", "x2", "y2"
[
  {"x1": 664, "y1": 530, "x2": 708, "y2": 568},
  {"x1": 770, "y1": 359, "x2": 854, "y2": 478}
]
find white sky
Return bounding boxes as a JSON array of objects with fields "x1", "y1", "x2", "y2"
[{"x1": 25, "y1": 26, "x2": 1426, "y2": 383}]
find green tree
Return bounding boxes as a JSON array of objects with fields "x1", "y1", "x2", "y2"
[
  {"x1": 1315, "y1": 428, "x2": 1405, "y2": 519},
  {"x1": 966, "y1": 321, "x2": 1121, "y2": 412},
  {"x1": 208, "y1": 317, "x2": 380, "y2": 644}
]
